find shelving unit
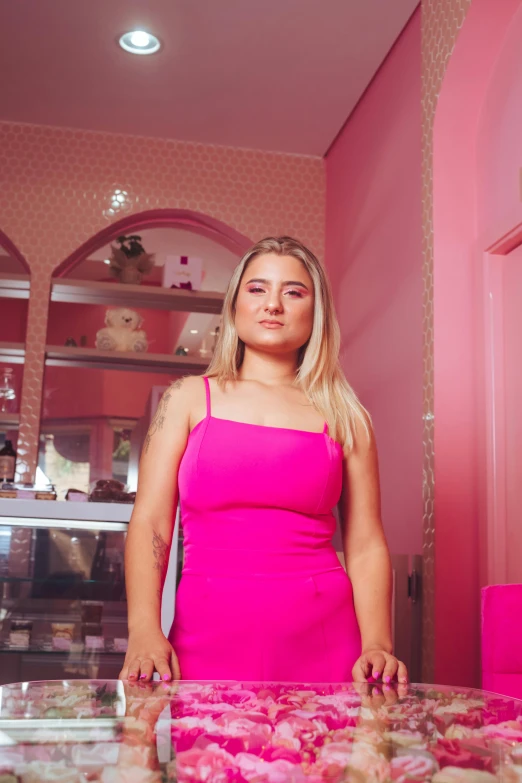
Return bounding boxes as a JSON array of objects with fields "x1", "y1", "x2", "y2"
[
  {"x1": 51, "y1": 278, "x2": 225, "y2": 314},
  {"x1": 0, "y1": 342, "x2": 25, "y2": 364},
  {"x1": 0, "y1": 274, "x2": 31, "y2": 300},
  {"x1": 0, "y1": 412, "x2": 20, "y2": 429},
  {"x1": 45, "y1": 344, "x2": 210, "y2": 374}
]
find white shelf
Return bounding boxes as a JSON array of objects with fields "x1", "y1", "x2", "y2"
[
  {"x1": 0, "y1": 413, "x2": 19, "y2": 428},
  {"x1": 51, "y1": 278, "x2": 224, "y2": 314},
  {"x1": 0, "y1": 274, "x2": 31, "y2": 300},
  {"x1": 0, "y1": 342, "x2": 25, "y2": 365},
  {"x1": 0, "y1": 498, "x2": 132, "y2": 527},
  {"x1": 45, "y1": 345, "x2": 210, "y2": 374}
]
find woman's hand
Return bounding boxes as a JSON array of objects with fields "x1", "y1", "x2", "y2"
[
  {"x1": 119, "y1": 625, "x2": 181, "y2": 682},
  {"x1": 352, "y1": 646, "x2": 408, "y2": 684}
]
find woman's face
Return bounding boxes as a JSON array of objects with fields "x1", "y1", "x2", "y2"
[{"x1": 234, "y1": 252, "x2": 315, "y2": 355}]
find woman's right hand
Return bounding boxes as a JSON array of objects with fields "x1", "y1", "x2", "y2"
[{"x1": 119, "y1": 626, "x2": 181, "y2": 682}]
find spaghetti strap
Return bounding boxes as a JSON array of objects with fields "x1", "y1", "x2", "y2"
[
  {"x1": 203, "y1": 375, "x2": 211, "y2": 418},
  {"x1": 323, "y1": 421, "x2": 329, "y2": 435}
]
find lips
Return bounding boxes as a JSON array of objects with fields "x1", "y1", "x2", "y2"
[{"x1": 259, "y1": 320, "x2": 284, "y2": 327}]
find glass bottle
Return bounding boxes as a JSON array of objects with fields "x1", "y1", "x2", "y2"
[
  {"x1": 0, "y1": 440, "x2": 16, "y2": 482},
  {"x1": 0, "y1": 369, "x2": 16, "y2": 414}
]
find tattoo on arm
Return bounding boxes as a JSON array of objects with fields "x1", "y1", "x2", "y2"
[
  {"x1": 143, "y1": 377, "x2": 185, "y2": 454},
  {"x1": 152, "y1": 530, "x2": 170, "y2": 598}
]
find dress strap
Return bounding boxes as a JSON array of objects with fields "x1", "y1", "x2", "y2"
[
  {"x1": 323, "y1": 421, "x2": 329, "y2": 435},
  {"x1": 203, "y1": 376, "x2": 211, "y2": 418}
]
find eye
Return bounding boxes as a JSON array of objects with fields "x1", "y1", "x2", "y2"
[
  {"x1": 247, "y1": 286, "x2": 265, "y2": 294},
  {"x1": 285, "y1": 289, "x2": 304, "y2": 298}
]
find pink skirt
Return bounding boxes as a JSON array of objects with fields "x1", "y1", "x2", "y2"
[{"x1": 169, "y1": 544, "x2": 361, "y2": 683}]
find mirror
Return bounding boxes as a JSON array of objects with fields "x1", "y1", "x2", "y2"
[
  {"x1": 40, "y1": 227, "x2": 239, "y2": 499},
  {"x1": 0, "y1": 238, "x2": 30, "y2": 465}
]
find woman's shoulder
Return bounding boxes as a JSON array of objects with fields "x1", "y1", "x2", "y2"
[{"x1": 157, "y1": 375, "x2": 205, "y2": 419}]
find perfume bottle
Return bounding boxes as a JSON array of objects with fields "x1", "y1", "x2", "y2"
[{"x1": 0, "y1": 440, "x2": 16, "y2": 482}]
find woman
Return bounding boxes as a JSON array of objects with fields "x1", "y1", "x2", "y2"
[{"x1": 120, "y1": 236, "x2": 408, "y2": 685}]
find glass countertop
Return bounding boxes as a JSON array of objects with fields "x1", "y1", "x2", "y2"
[{"x1": 0, "y1": 679, "x2": 521, "y2": 781}]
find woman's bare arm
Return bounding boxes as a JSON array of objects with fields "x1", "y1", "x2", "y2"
[
  {"x1": 339, "y1": 416, "x2": 406, "y2": 682},
  {"x1": 120, "y1": 375, "x2": 199, "y2": 682}
]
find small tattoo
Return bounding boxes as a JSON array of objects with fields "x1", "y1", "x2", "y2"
[
  {"x1": 143, "y1": 377, "x2": 185, "y2": 454},
  {"x1": 152, "y1": 530, "x2": 169, "y2": 581}
]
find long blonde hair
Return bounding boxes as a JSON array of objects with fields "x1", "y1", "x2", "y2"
[{"x1": 205, "y1": 236, "x2": 370, "y2": 450}]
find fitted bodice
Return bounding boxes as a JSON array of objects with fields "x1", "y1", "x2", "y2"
[{"x1": 177, "y1": 378, "x2": 344, "y2": 576}]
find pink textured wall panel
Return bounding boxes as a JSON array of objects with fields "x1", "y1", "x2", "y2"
[
  {"x1": 325, "y1": 10, "x2": 423, "y2": 557},
  {"x1": 0, "y1": 121, "x2": 325, "y2": 477}
]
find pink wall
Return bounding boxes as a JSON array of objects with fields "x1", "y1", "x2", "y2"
[
  {"x1": 43, "y1": 367, "x2": 172, "y2": 421},
  {"x1": 1, "y1": 300, "x2": 28, "y2": 343},
  {"x1": 325, "y1": 10, "x2": 423, "y2": 556},
  {"x1": 433, "y1": 0, "x2": 521, "y2": 686},
  {"x1": 475, "y1": 4, "x2": 522, "y2": 587}
]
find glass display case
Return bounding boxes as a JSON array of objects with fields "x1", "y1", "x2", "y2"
[
  {"x1": 1, "y1": 678, "x2": 522, "y2": 782},
  {"x1": 0, "y1": 502, "x2": 129, "y2": 685},
  {"x1": 0, "y1": 499, "x2": 182, "y2": 686}
]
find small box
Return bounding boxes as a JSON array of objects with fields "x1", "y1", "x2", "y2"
[{"x1": 162, "y1": 255, "x2": 203, "y2": 291}]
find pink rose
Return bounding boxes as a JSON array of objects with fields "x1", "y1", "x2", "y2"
[
  {"x1": 234, "y1": 752, "x2": 305, "y2": 783},
  {"x1": 390, "y1": 754, "x2": 438, "y2": 782},
  {"x1": 175, "y1": 745, "x2": 246, "y2": 783}
]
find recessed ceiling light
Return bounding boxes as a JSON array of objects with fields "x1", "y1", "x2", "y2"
[
  {"x1": 103, "y1": 258, "x2": 111, "y2": 265},
  {"x1": 119, "y1": 30, "x2": 161, "y2": 55},
  {"x1": 190, "y1": 329, "x2": 199, "y2": 335}
]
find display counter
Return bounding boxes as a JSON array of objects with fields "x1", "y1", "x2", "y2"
[
  {"x1": 0, "y1": 678, "x2": 522, "y2": 782},
  {"x1": 0, "y1": 500, "x2": 182, "y2": 686}
]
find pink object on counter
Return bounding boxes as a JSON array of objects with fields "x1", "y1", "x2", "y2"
[
  {"x1": 481, "y1": 584, "x2": 522, "y2": 699},
  {"x1": 169, "y1": 376, "x2": 361, "y2": 682}
]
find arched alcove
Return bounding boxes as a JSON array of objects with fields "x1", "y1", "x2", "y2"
[
  {"x1": 0, "y1": 229, "x2": 31, "y2": 467},
  {"x1": 38, "y1": 210, "x2": 251, "y2": 499}
]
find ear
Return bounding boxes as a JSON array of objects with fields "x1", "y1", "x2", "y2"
[
  {"x1": 105, "y1": 309, "x2": 115, "y2": 326},
  {"x1": 136, "y1": 314, "x2": 143, "y2": 328}
]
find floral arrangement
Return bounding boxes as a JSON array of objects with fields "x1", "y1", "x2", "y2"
[
  {"x1": 1, "y1": 680, "x2": 522, "y2": 782},
  {"x1": 108, "y1": 235, "x2": 155, "y2": 285}
]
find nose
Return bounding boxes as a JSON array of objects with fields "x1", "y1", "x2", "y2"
[{"x1": 265, "y1": 291, "x2": 283, "y2": 315}]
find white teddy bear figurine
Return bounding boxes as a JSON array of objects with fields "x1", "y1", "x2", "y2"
[{"x1": 95, "y1": 307, "x2": 148, "y2": 353}]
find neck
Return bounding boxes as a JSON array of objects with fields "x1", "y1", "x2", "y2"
[{"x1": 238, "y1": 346, "x2": 298, "y2": 386}]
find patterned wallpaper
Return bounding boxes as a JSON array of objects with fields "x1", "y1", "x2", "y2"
[
  {"x1": 421, "y1": 0, "x2": 473, "y2": 682},
  {"x1": 0, "y1": 122, "x2": 325, "y2": 479}
]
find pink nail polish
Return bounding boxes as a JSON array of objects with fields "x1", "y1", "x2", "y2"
[
  {"x1": 140, "y1": 674, "x2": 147, "y2": 680},
  {"x1": 162, "y1": 674, "x2": 171, "y2": 681},
  {"x1": 384, "y1": 675, "x2": 391, "y2": 684},
  {"x1": 374, "y1": 671, "x2": 381, "y2": 679}
]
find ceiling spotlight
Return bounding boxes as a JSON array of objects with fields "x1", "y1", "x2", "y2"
[
  {"x1": 103, "y1": 259, "x2": 111, "y2": 265},
  {"x1": 119, "y1": 30, "x2": 161, "y2": 55},
  {"x1": 190, "y1": 329, "x2": 199, "y2": 334}
]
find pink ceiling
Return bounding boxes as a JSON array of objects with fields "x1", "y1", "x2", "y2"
[{"x1": 0, "y1": 0, "x2": 418, "y2": 156}]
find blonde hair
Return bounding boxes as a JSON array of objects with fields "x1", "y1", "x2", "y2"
[{"x1": 205, "y1": 236, "x2": 370, "y2": 450}]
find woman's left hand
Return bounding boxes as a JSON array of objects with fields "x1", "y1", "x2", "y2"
[{"x1": 352, "y1": 646, "x2": 408, "y2": 684}]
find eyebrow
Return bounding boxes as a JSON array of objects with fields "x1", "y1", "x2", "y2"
[{"x1": 245, "y1": 277, "x2": 309, "y2": 290}]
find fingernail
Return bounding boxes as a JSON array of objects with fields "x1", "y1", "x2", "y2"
[
  {"x1": 162, "y1": 674, "x2": 171, "y2": 681},
  {"x1": 129, "y1": 674, "x2": 136, "y2": 680},
  {"x1": 400, "y1": 677, "x2": 408, "y2": 684},
  {"x1": 384, "y1": 675, "x2": 391, "y2": 684},
  {"x1": 140, "y1": 674, "x2": 147, "y2": 680},
  {"x1": 374, "y1": 671, "x2": 381, "y2": 679}
]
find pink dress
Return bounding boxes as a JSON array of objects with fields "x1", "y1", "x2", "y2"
[{"x1": 169, "y1": 376, "x2": 361, "y2": 682}]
